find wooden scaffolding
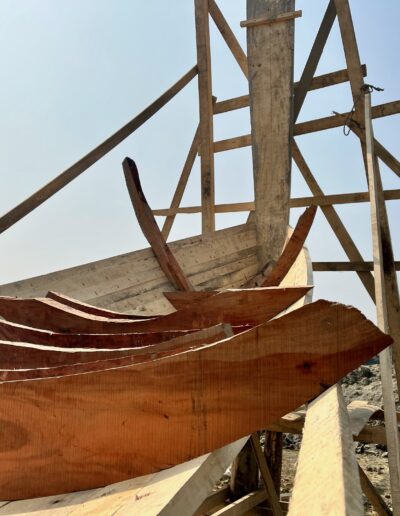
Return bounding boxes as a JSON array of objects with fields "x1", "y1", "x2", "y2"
[{"x1": 0, "y1": 1, "x2": 399, "y2": 514}]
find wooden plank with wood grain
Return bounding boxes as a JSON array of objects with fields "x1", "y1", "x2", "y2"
[
  {"x1": 213, "y1": 65, "x2": 368, "y2": 114},
  {"x1": 244, "y1": 205, "x2": 317, "y2": 288},
  {"x1": 0, "y1": 300, "x2": 391, "y2": 500},
  {"x1": 288, "y1": 385, "x2": 364, "y2": 515},
  {"x1": 246, "y1": 0, "x2": 295, "y2": 266},
  {"x1": 364, "y1": 89, "x2": 400, "y2": 512},
  {"x1": 0, "y1": 324, "x2": 233, "y2": 381},
  {"x1": 0, "y1": 287, "x2": 311, "y2": 333},
  {"x1": 123, "y1": 157, "x2": 194, "y2": 291},
  {"x1": 195, "y1": 0, "x2": 215, "y2": 233},
  {"x1": 293, "y1": 1, "x2": 336, "y2": 122},
  {"x1": 161, "y1": 127, "x2": 200, "y2": 240},
  {"x1": 208, "y1": 0, "x2": 248, "y2": 78}
]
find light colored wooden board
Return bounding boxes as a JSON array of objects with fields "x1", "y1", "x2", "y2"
[
  {"x1": 213, "y1": 65, "x2": 368, "y2": 114},
  {"x1": 246, "y1": 0, "x2": 294, "y2": 266},
  {"x1": 0, "y1": 300, "x2": 391, "y2": 500},
  {"x1": 195, "y1": 0, "x2": 215, "y2": 233},
  {"x1": 288, "y1": 385, "x2": 364, "y2": 515},
  {"x1": 0, "y1": 224, "x2": 258, "y2": 314},
  {"x1": 123, "y1": 157, "x2": 194, "y2": 291},
  {"x1": 0, "y1": 438, "x2": 247, "y2": 516},
  {"x1": 208, "y1": 0, "x2": 248, "y2": 78},
  {"x1": 364, "y1": 89, "x2": 400, "y2": 511}
]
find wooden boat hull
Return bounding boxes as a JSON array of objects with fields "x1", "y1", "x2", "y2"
[{"x1": 0, "y1": 300, "x2": 391, "y2": 500}]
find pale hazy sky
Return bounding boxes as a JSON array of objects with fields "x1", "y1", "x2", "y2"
[{"x1": 0, "y1": 1, "x2": 399, "y2": 320}]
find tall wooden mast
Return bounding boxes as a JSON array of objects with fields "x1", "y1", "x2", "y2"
[{"x1": 246, "y1": 0, "x2": 295, "y2": 265}]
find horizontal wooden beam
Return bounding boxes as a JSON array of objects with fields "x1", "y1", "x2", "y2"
[
  {"x1": 152, "y1": 188, "x2": 400, "y2": 216},
  {"x1": 212, "y1": 100, "x2": 400, "y2": 152},
  {"x1": 240, "y1": 10, "x2": 302, "y2": 28},
  {"x1": 313, "y1": 261, "x2": 400, "y2": 272},
  {"x1": 214, "y1": 65, "x2": 367, "y2": 114},
  {"x1": 0, "y1": 66, "x2": 198, "y2": 235}
]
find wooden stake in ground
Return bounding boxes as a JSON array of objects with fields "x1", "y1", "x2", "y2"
[{"x1": 364, "y1": 88, "x2": 400, "y2": 514}]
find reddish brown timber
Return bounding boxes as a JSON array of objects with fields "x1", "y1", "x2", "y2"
[
  {"x1": 0, "y1": 300, "x2": 391, "y2": 500},
  {"x1": 244, "y1": 206, "x2": 317, "y2": 288},
  {"x1": 123, "y1": 158, "x2": 194, "y2": 291},
  {"x1": 46, "y1": 291, "x2": 158, "y2": 319},
  {"x1": 0, "y1": 287, "x2": 311, "y2": 333},
  {"x1": 0, "y1": 319, "x2": 198, "y2": 349},
  {"x1": 164, "y1": 291, "x2": 215, "y2": 310},
  {"x1": 0, "y1": 324, "x2": 232, "y2": 381}
]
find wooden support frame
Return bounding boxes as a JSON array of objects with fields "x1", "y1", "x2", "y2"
[
  {"x1": 240, "y1": 10, "x2": 302, "y2": 29},
  {"x1": 288, "y1": 385, "x2": 364, "y2": 515},
  {"x1": 364, "y1": 89, "x2": 400, "y2": 512},
  {"x1": 293, "y1": 0, "x2": 336, "y2": 122},
  {"x1": 195, "y1": 0, "x2": 215, "y2": 234},
  {"x1": 213, "y1": 65, "x2": 368, "y2": 114},
  {"x1": 208, "y1": 0, "x2": 248, "y2": 79},
  {"x1": 152, "y1": 188, "x2": 400, "y2": 216},
  {"x1": 161, "y1": 126, "x2": 200, "y2": 240},
  {"x1": 0, "y1": 66, "x2": 198, "y2": 235}
]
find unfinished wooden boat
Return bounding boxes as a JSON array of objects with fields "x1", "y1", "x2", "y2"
[
  {"x1": 0, "y1": 286, "x2": 310, "y2": 333},
  {"x1": 0, "y1": 300, "x2": 391, "y2": 500}
]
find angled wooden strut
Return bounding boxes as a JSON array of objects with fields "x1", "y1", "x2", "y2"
[
  {"x1": 0, "y1": 66, "x2": 198, "y2": 236},
  {"x1": 0, "y1": 300, "x2": 391, "y2": 500},
  {"x1": 293, "y1": 0, "x2": 336, "y2": 122},
  {"x1": 364, "y1": 89, "x2": 400, "y2": 513},
  {"x1": 208, "y1": 0, "x2": 248, "y2": 79},
  {"x1": 245, "y1": 205, "x2": 317, "y2": 288},
  {"x1": 123, "y1": 157, "x2": 194, "y2": 292}
]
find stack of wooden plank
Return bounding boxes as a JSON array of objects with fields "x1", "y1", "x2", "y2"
[{"x1": 0, "y1": 282, "x2": 392, "y2": 502}]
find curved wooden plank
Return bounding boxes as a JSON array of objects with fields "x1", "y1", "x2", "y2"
[
  {"x1": 246, "y1": 205, "x2": 317, "y2": 288},
  {"x1": 0, "y1": 319, "x2": 197, "y2": 349},
  {"x1": 0, "y1": 287, "x2": 311, "y2": 333},
  {"x1": 123, "y1": 157, "x2": 194, "y2": 291},
  {"x1": 0, "y1": 325, "x2": 232, "y2": 381},
  {"x1": 46, "y1": 291, "x2": 160, "y2": 319},
  {"x1": 0, "y1": 300, "x2": 391, "y2": 500}
]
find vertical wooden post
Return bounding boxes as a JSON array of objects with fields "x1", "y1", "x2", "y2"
[
  {"x1": 364, "y1": 89, "x2": 400, "y2": 514},
  {"x1": 242, "y1": 0, "x2": 296, "y2": 501},
  {"x1": 246, "y1": 0, "x2": 295, "y2": 265},
  {"x1": 194, "y1": 0, "x2": 215, "y2": 234}
]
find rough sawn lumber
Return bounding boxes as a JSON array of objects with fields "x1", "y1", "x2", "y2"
[
  {"x1": 0, "y1": 287, "x2": 310, "y2": 333},
  {"x1": 0, "y1": 300, "x2": 391, "y2": 500}
]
